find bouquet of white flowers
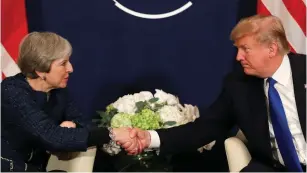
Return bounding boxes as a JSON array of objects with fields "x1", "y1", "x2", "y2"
[{"x1": 94, "y1": 89, "x2": 215, "y2": 171}]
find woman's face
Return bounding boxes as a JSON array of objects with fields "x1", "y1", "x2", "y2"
[{"x1": 45, "y1": 56, "x2": 73, "y2": 89}]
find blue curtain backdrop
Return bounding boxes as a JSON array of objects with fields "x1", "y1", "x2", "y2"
[
  {"x1": 25, "y1": 0, "x2": 257, "y2": 171},
  {"x1": 26, "y1": 0, "x2": 243, "y2": 118}
]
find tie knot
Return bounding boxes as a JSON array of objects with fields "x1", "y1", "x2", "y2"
[{"x1": 268, "y1": 77, "x2": 277, "y2": 87}]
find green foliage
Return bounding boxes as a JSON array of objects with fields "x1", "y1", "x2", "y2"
[
  {"x1": 94, "y1": 97, "x2": 167, "y2": 129},
  {"x1": 135, "y1": 98, "x2": 166, "y2": 113},
  {"x1": 148, "y1": 97, "x2": 159, "y2": 103},
  {"x1": 135, "y1": 101, "x2": 147, "y2": 113},
  {"x1": 163, "y1": 121, "x2": 176, "y2": 126},
  {"x1": 94, "y1": 106, "x2": 118, "y2": 128},
  {"x1": 111, "y1": 113, "x2": 133, "y2": 128},
  {"x1": 106, "y1": 104, "x2": 117, "y2": 116},
  {"x1": 131, "y1": 109, "x2": 162, "y2": 130},
  {"x1": 152, "y1": 103, "x2": 164, "y2": 112}
]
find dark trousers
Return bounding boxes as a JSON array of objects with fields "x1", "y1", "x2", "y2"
[
  {"x1": 241, "y1": 159, "x2": 306, "y2": 172},
  {"x1": 92, "y1": 149, "x2": 117, "y2": 172}
]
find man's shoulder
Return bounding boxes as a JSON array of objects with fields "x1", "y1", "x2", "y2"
[
  {"x1": 288, "y1": 52, "x2": 306, "y2": 67},
  {"x1": 224, "y1": 70, "x2": 259, "y2": 85},
  {"x1": 288, "y1": 52, "x2": 306, "y2": 75},
  {"x1": 288, "y1": 52, "x2": 306, "y2": 63},
  {"x1": 288, "y1": 52, "x2": 306, "y2": 59}
]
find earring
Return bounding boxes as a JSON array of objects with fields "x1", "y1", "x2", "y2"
[{"x1": 41, "y1": 76, "x2": 46, "y2": 80}]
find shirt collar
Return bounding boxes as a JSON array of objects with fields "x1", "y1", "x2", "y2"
[{"x1": 265, "y1": 54, "x2": 291, "y2": 87}]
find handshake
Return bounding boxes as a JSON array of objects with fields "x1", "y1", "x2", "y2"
[
  {"x1": 59, "y1": 121, "x2": 153, "y2": 155},
  {"x1": 112, "y1": 127, "x2": 152, "y2": 155}
]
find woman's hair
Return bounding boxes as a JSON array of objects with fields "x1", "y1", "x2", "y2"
[
  {"x1": 230, "y1": 14, "x2": 290, "y2": 55},
  {"x1": 17, "y1": 31, "x2": 72, "y2": 78}
]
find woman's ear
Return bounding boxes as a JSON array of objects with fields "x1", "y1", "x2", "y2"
[{"x1": 35, "y1": 71, "x2": 46, "y2": 80}]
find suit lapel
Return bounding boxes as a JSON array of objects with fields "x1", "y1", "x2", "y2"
[
  {"x1": 289, "y1": 54, "x2": 306, "y2": 138},
  {"x1": 247, "y1": 77, "x2": 274, "y2": 162}
]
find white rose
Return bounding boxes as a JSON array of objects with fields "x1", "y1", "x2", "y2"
[
  {"x1": 112, "y1": 95, "x2": 136, "y2": 114},
  {"x1": 158, "y1": 105, "x2": 185, "y2": 128},
  {"x1": 182, "y1": 104, "x2": 200, "y2": 123},
  {"x1": 133, "y1": 91, "x2": 153, "y2": 102},
  {"x1": 154, "y1": 89, "x2": 179, "y2": 105}
]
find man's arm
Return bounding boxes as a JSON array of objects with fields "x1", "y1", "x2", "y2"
[{"x1": 127, "y1": 74, "x2": 237, "y2": 155}]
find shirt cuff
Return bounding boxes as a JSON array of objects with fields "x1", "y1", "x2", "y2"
[{"x1": 148, "y1": 130, "x2": 160, "y2": 148}]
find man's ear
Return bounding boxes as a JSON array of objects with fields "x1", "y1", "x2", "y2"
[{"x1": 268, "y1": 42, "x2": 279, "y2": 58}]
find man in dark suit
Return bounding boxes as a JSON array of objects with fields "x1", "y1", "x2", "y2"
[{"x1": 117, "y1": 14, "x2": 306, "y2": 171}]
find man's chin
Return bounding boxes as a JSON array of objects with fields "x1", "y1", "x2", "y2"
[{"x1": 243, "y1": 68, "x2": 254, "y2": 75}]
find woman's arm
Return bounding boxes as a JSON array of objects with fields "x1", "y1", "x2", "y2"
[
  {"x1": 64, "y1": 97, "x2": 95, "y2": 130},
  {"x1": 2, "y1": 84, "x2": 110, "y2": 152}
]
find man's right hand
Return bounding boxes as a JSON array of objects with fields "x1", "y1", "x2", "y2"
[{"x1": 125, "y1": 128, "x2": 151, "y2": 155}]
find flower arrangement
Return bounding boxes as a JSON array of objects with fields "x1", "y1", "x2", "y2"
[
  {"x1": 97, "y1": 89, "x2": 199, "y2": 155},
  {"x1": 94, "y1": 89, "x2": 217, "y2": 171},
  {"x1": 95, "y1": 89, "x2": 216, "y2": 156}
]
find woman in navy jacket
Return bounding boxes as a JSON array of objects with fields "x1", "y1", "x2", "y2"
[{"x1": 1, "y1": 32, "x2": 135, "y2": 171}]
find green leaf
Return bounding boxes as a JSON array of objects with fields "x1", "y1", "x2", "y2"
[
  {"x1": 163, "y1": 121, "x2": 176, "y2": 126},
  {"x1": 149, "y1": 97, "x2": 159, "y2": 103},
  {"x1": 135, "y1": 101, "x2": 146, "y2": 113},
  {"x1": 152, "y1": 103, "x2": 164, "y2": 111},
  {"x1": 108, "y1": 109, "x2": 118, "y2": 117},
  {"x1": 98, "y1": 123, "x2": 106, "y2": 128},
  {"x1": 100, "y1": 116, "x2": 112, "y2": 127},
  {"x1": 96, "y1": 111, "x2": 108, "y2": 117},
  {"x1": 92, "y1": 119, "x2": 101, "y2": 123},
  {"x1": 95, "y1": 110, "x2": 114, "y2": 128}
]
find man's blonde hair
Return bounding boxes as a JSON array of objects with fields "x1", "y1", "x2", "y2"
[
  {"x1": 17, "y1": 32, "x2": 72, "y2": 79},
  {"x1": 230, "y1": 14, "x2": 290, "y2": 55}
]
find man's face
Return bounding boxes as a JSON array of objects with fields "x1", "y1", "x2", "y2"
[{"x1": 235, "y1": 35, "x2": 271, "y2": 78}]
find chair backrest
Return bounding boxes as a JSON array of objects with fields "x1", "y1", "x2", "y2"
[
  {"x1": 236, "y1": 129, "x2": 248, "y2": 143},
  {"x1": 46, "y1": 147, "x2": 97, "y2": 172}
]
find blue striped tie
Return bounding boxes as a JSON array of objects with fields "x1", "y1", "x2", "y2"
[{"x1": 268, "y1": 77, "x2": 303, "y2": 172}]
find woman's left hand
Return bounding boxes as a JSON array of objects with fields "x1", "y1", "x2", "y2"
[{"x1": 60, "y1": 121, "x2": 76, "y2": 128}]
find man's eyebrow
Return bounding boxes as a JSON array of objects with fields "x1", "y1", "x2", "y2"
[{"x1": 237, "y1": 44, "x2": 248, "y2": 48}]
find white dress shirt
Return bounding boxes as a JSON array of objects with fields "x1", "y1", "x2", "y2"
[
  {"x1": 149, "y1": 55, "x2": 306, "y2": 166},
  {"x1": 264, "y1": 55, "x2": 306, "y2": 165}
]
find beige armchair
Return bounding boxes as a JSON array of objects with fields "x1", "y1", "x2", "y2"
[
  {"x1": 46, "y1": 147, "x2": 97, "y2": 172},
  {"x1": 224, "y1": 130, "x2": 251, "y2": 172}
]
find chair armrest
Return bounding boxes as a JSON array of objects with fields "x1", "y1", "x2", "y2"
[
  {"x1": 236, "y1": 129, "x2": 248, "y2": 143},
  {"x1": 46, "y1": 147, "x2": 97, "y2": 172},
  {"x1": 224, "y1": 137, "x2": 251, "y2": 172}
]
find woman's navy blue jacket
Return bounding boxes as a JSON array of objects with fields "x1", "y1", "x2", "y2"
[{"x1": 1, "y1": 73, "x2": 109, "y2": 171}]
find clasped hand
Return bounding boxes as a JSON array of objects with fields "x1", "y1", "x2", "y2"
[{"x1": 112, "y1": 128, "x2": 151, "y2": 155}]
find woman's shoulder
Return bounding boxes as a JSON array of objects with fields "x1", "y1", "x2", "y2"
[
  {"x1": 2, "y1": 73, "x2": 32, "y2": 95},
  {"x1": 2, "y1": 73, "x2": 28, "y2": 86}
]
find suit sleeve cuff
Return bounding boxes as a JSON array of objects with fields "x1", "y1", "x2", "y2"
[
  {"x1": 148, "y1": 130, "x2": 160, "y2": 148},
  {"x1": 87, "y1": 128, "x2": 109, "y2": 147}
]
